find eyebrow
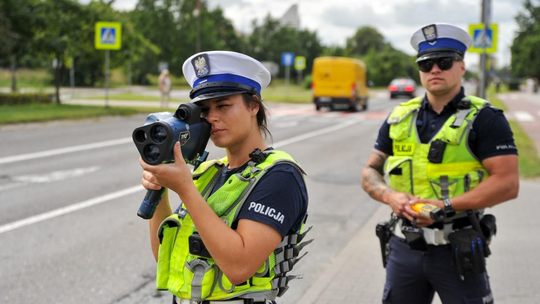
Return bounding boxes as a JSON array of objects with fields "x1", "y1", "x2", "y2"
[{"x1": 212, "y1": 97, "x2": 230, "y2": 104}]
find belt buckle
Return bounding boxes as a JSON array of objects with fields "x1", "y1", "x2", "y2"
[{"x1": 175, "y1": 298, "x2": 201, "y2": 304}]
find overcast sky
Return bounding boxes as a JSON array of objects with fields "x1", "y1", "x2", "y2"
[{"x1": 87, "y1": 0, "x2": 528, "y2": 69}]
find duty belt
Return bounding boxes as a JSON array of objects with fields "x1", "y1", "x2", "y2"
[
  {"x1": 394, "y1": 216, "x2": 474, "y2": 246},
  {"x1": 175, "y1": 298, "x2": 268, "y2": 304}
]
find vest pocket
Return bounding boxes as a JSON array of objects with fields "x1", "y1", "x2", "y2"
[
  {"x1": 184, "y1": 258, "x2": 218, "y2": 301},
  {"x1": 156, "y1": 217, "x2": 182, "y2": 289},
  {"x1": 385, "y1": 157, "x2": 413, "y2": 195},
  {"x1": 464, "y1": 170, "x2": 485, "y2": 192}
]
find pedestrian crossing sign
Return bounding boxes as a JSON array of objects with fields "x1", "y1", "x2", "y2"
[
  {"x1": 468, "y1": 23, "x2": 497, "y2": 54},
  {"x1": 95, "y1": 22, "x2": 122, "y2": 50}
]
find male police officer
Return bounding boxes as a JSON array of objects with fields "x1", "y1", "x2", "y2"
[{"x1": 361, "y1": 23, "x2": 519, "y2": 303}]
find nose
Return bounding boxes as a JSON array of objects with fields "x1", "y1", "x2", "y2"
[
  {"x1": 205, "y1": 107, "x2": 219, "y2": 122},
  {"x1": 430, "y1": 62, "x2": 442, "y2": 73}
]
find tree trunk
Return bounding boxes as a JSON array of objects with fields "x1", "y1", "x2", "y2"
[
  {"x1": 10, "y1": 55, "x2": 17, "y2": 93},
  {"x1": 54, "y1": 55, "x2": 61, "y2": 104}
]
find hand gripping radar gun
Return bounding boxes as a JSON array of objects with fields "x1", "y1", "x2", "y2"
[
  {"x1": 132, "y1": 103, "x2": 211, "y2": 219},
  {"x1": 412, "y1": 203, "x2": 446, "y2": 222}
]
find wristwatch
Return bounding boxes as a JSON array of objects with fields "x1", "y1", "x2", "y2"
[{"x1": 442, "y1": 198, "x2": 456, "y2": 218}]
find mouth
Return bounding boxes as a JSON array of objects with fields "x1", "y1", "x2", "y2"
[
  {"x1": 211, "y1": 129, "x2": 225, "y2": 135},
  {"x1": 429, "y1": 77, "x2": 444, "y2": 82}
]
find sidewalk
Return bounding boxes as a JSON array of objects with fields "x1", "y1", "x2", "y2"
[
  {"x1": 297, "y1": 179, "x2": 540, "y2": 304},
  {"x1": 498, "y1": 91, "x2": 540, "y2": 157}
]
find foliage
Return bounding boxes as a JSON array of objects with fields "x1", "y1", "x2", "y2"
[
  {"x1": 0, "y1": 0, "x2": 41, "y2": 91},
  {"x1": 346, "y1": 26, "x2": 387, "y2": 56},
  {"x1": 129, "y1": 0, "x2": 245, "y2": 84},
  {"x1": 0, "y1": 92, "x2": 53, "y2": 105},
  {"x1": 361, "y1": 45, "x2": 419, "y2": 87},
  {"x1": 246, "y1": 15, "x2": 323, "y2": 79},
  {"x1": 0, "y1": 0, "x2": 439, "y2": 94},
  {"x1": 511, "y1": 0, "x2": 540, "y2": 79}
]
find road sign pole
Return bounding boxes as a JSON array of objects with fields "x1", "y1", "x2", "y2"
[
  {"x1": 285, "y1": 64, "x2": 290, "y2": 100},
  {"x1": 105, "y1": 50, "x2": 110, "y2": 107}
]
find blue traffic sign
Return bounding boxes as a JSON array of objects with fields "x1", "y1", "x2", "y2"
[
  {"x1": 473, "y1": 29, "x2": 493, "y2": 48},
  {"x1": 281, "y1": 52, "x2": 295, "y2": 66}
]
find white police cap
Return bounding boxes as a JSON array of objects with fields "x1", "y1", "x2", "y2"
[
  {"x1": 410, "y1": 23, "x2": 473, "y2": 62},
  {"x1": 182, "y1": 51, "x2": 271, "y2": 103}
]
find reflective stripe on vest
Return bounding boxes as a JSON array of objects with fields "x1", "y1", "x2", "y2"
[
  {"x1": 385, "y1": 95, "x2": 491, "y2": 200},
  {"x1": 155, "y1": 150, "x2": 311, "y2": 302}
]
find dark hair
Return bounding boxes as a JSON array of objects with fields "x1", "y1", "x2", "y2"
[{"x1": 241, "y1": 93, "x2": 272, "y2": 142}]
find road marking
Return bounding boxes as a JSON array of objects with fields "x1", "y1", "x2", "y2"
[
  {"x1": 0, "y1": 137, "x2": 132, "y2": 165},
  {"x1": 0, "y1": 185, "x2": 144, "y2": 235},
  {"x1": 273, "y1": 119, "x2": 360, "y2": 148},
  {"x1": 0, "y1": 166, "x2": 100, "y2": 192},
  {"x1": 274, "y1": 121, "x2": 300, "y2": 128},
  {"x1": 514, "y1": 111, "x2": 535, "y2": 122},
  {"x1": 0, "y1": 121, "x2": 361, "y2": 233}
]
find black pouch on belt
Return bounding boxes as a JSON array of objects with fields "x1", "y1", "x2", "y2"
[
  {"x1": 448, "y1": 229, "x2": 487, "y2": 280},
  {"x1": 480, "y1": 214, "x2": 497, "y2": 244}
]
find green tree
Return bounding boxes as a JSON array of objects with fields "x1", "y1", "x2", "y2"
[
  {"x1": 346, "y1": 26, "x2": 387, "y2": 56},
  {"x1": 246, "y1": 15, "x2": 323, "y2": 78},
  {"x1": 0, "y1": 0, "x2": 39, "y2": 92},
  {"x1": 511, "y1": 0, "x2": 540, "y2": 79},
  {"x1": 130, "y1": 0, "x2": 243, "y2": 83},
  {"x1": 33, "y1": 0, "x2": 86, "y2": 103},
  {"x1": 362, "y1": 46, "x2": 418, "y2": 86}
]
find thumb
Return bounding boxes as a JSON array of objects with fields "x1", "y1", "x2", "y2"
[{"x1": 173, "y1": 141, "x2": 185, "y2": 163}]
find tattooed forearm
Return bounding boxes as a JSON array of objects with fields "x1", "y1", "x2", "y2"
[{"x1": 361, "y1": 150, "x2": 395, "y2": 203}]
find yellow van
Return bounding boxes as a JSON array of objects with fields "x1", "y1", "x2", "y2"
[{"x1": 312, "y1": 56, "x2": 369, "y2": 111}]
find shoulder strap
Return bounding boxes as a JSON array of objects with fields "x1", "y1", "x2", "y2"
[{"x1": 387, "y1": 97, "x2": 422, "y2": 125}]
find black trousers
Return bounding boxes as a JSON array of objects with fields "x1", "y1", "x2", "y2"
[{"x1": 383, "y1": 237, "x2": 494, "y2": 304}]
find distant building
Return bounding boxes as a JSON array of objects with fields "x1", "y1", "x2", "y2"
[{"x1": 280, "y1": 4, "x2": 300, "y2": 30}]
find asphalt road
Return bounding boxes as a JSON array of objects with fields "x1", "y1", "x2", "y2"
[{"x1": 0, "y1": 92, "x2": 412, "y2": 304}]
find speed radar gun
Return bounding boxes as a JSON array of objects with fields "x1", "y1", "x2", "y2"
[{"x1": 132, "y1": 103, "x2": 211, "y2": 219}]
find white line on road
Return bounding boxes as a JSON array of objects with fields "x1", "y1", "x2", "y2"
[
  {"x1": 0, "y1": 166, "x2": 101, "y2": 192},
  {"x1": 0, "y1": 137, "x2": 132, "y2": 165},
  {"x1": 514, "y1": 111, "x2": 535, "y2": 122},
  {"x1": 273, "y1": 119, "x2": 360, "y2": 148},
  {"x1": 0, "y1": 120, "x2": 360, "y2": 234},
  {"x1": 0, "y1": 185, "x2": 144, "y2": 235}
]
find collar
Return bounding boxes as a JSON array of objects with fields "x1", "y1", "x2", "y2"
[
  {"x1": 225, "y1": 147, "x2": 275, "y2": 173},
  {"x1": 421, "y1": 87, "x2": 466, "y2": 112}
]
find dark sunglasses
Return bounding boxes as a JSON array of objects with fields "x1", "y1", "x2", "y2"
[{"x1": 417, "y1": 57, "x2": 461, "y2": 73}]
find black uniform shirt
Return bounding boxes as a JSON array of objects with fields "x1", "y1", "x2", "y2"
[
  {"x1": 175, "y1": 148, "x2": 308, "y2": 238},
  {"x1": 375, "y1": 87, "x2": 518, "y2": 160}
]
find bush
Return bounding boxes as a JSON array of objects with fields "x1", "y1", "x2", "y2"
[
  {"x1": 0, "y1": 93, "x2": 54, "y2": 105},
  {"x1": 303, "y1": 74, "x2": 312, "y2": 89}
]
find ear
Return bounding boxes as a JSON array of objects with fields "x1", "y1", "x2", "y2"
[
  {"x1": 249, "y1": 95, "x2": 260, "y2": 116},
  {"x1": 460, "y1": 61, "x2": 466, "y2": 76}
]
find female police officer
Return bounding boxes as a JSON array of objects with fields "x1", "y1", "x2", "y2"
[{"x1": 139, "y1": 51, "x2": 310, "y2": 304}]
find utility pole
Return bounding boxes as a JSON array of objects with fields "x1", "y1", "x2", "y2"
[
  {"x1": 478, "y1": 0, "x2": 491, "y2": 99},
  {"x1": 194, "y1": 1, "x2": 202, "y2": 53}
]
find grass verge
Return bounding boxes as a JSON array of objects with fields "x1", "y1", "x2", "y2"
[
  {"x1": 488, "y1": 89, "x2": 540, "y2": 178},
  {"x1": 84, "y1": 92, "x2": 186, "y2": 102},
  {"x1": 263, "y1": 85, "x2": 312, "y2": 103},
  {"x1": 0, "y1": 104, "x2": 151, "y2": 125}
]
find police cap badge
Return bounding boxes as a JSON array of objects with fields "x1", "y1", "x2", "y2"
[
  {"x1": 192, "y1": 54, "x2": 210, "y2": 78},
  {"x1": 422, "y1": 24, "x2": 438, "y2": 42}
]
